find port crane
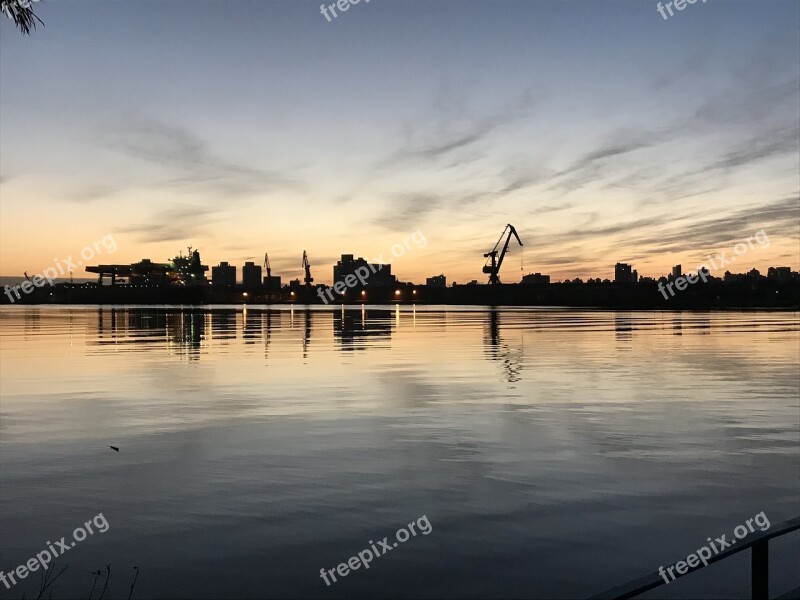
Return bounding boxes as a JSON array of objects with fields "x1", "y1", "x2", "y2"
[
  {"x1": 262, "y1": 253, "x2": 275, "y2": 292},
  {"x1": 483, "y1": 224, "x2": 523, "y2": 285},
  {"x1": 302, "y1": 251, "x2": 313, "y2": 287}
]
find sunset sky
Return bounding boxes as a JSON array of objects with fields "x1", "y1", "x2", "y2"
[{"x1": 1, "y1": 0, "x2": 798, "y2": 285}]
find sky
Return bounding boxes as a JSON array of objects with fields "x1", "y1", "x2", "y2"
[{"x1": 1, "y1": 0, "x2": 798, "y2": 285}]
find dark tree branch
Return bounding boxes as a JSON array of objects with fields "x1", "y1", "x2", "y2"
[
  {"x1": 97, "y1": 564, "x2": 111, "y2": 600},
  {"x1": 127, "y1": 566, "x2": 140, "y2": 600},
  {"x1": 35, "y1": 563, "x2": 68, "y2": 600}
]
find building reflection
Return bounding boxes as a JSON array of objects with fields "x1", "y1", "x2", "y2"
[
  {"x1": 243, "y1": 307, "x2": 261, "y2": 344},
  {"x1": 672, "y1": 313, "x2": 683, "y2": 336},
  {"x1": 93, "y1": 307, "x2": 205, "y2": 358},
  {"x1": 694, "y1": 313, "x2": 710, "y2": 334},
  {"x1": 210, "y1": 309, "x2": 237, "y2": 340},
  {"x1": 615, "y1": 312, "x2": 633, "y2": 342},
  {"x1": 670, "y1": 313, "x2": 711, "y2": 335},
  {"x1": 264, "y1": 309, "x2": 273, "y2": 359},
  {"x1": 333, "y1": 307, "x2": 393, "y2": 352},
  {"x1": 86, "y1": 308, "x2": 539, "y2": 376}
]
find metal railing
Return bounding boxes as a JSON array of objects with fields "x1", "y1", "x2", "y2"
[{"x1": 590, "y1": 515, "x2": 800, "y2": 600}]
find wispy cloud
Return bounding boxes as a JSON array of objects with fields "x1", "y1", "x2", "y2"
[
  {"x1": 707, "y1": 125, "x2": 800, "y2": 173},
  {"x1": 544, "y1": 128, "x2": 666, "y2": 194},
  {"x1": 97, "y1": 116, "x2": 307, "y2": 243},
  {"x1": 573, "y1": 193, "x2": 800, "y2": 259},
  {"x1": 110, "y1": 117, "x2": 297, "y2": 198},
  {"x1": 119, "y1": 204, "x2": 224, "y2": 243},
  {"x1": 64, "y1": 184, "x2": 122, "y2": 203},
  {"x1": 373, "y1": 192, "x2": 443, "y2": 230},
  {"x1": 379, "y1": 90, "x2": 536, "y2": 167}
]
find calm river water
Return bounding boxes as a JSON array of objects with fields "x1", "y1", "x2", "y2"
[{"x1": 0, "y1": 306, "x2": 798, "y2": 599}]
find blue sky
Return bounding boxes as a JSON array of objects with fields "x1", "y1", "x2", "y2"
[{"x1": 1, "y1": 0, "x2": 798, "y2": 283}]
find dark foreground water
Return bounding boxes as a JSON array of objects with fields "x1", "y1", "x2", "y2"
[{"x1": 1, "y1": 306, "x2": 798, "y2": 599}]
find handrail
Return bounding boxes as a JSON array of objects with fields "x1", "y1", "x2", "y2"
[{"x1": 590, "y1": 515, "x2": 800, "y2": 600}]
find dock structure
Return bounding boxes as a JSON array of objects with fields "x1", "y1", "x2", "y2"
[
  {"x1": 85, "y1": 248, "x2": 208, "y2": 287},
  {"x1": 86, "y1": 260, "x2": 171, "y2": 286}
]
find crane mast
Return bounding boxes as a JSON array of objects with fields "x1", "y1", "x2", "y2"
[
  {"x1": 483, "y1": 224, "x2": 523, "y2": 285},
  {"x1": 302, "y1": 250, "x2": 313, "y2": 287}
]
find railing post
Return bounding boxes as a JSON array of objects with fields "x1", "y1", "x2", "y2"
[{"x1": 751, "y1": 540, "x2": 769, "y2": 600}]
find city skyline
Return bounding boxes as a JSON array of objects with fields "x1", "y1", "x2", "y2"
[{"x1": 1, "y1": 0, "x2": 798, "y2": 284}]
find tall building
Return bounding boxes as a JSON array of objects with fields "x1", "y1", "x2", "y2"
[
  {"x1": 212, "y1": 261, "x2": 236, "y2": 287},
  {"x1": 242, "y1": 262, "x2": 262, "y2": 290},
  {"x1": 614, "y1": 263, "x2": 633, "y2": 283},
  {"x1": 333, "y1": 254, "x2": 394, "y2": 287},
  {"x1": 426, "y1": 274, "x2": 447, "y2": 288},
  {"x1": 672, "y1": 265, "x2": 682, "y2": 279}
]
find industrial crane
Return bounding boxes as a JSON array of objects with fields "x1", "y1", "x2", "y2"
[
  {"x1": 302, "y1": 250, "x2": 313, "y2": 287},
  {"x1": 262, "y1": 253, "x2": 274, "y2": 292},
  {"x1": 483, "y1": 224, "x2": 523, "y2": 285}
]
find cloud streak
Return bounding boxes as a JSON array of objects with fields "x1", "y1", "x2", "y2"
[{"x1": 110, "y1": 117, "x2": 297, "y2": 198}]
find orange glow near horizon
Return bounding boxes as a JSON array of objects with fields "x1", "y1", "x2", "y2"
[
  {"x1": 1, "y1": 179, "x2": 798, "y2": 286},
  {"x1": 2, "y1": 225, "x2": 797, "y2": 286}
]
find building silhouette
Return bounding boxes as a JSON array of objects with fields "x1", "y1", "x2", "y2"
[
  {"x1": 212, "y1": 262, "x2": 236, "y2": 287},
  {"x1": 615, "y1": 263, "x2": 633, "y2": 283},
  {"x1": 768, "y1": 266, "x2": 792, "y2": 282},
  {"x1": 426, "y1": 274, "x2": 447, "y2": 288},
  {"x1": 243, "y1": 262, "x2": 262, "y2": 290},
  {"x1": 521, "y1": 273, "x2": 550, "y2": 284},
  {"x1": 333, "y1": 254, "x2": 394, "y2": 287},
  {"x1": 263, "y1": 275, "x2": 282, "y2": 291}
]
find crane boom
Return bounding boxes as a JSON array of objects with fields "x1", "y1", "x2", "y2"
[{"x1": 482, "y1": 224, "x2": 523, "y2": 284}]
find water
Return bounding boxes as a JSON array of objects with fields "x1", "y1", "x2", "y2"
[{"x1": 1, "y1": 306, "x2": 798, "y2": 599}]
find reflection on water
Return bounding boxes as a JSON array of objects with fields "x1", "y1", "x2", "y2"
[
  {"x1": 485, "y1": 310, "x2": 523, "y2": 384},
  {"x1": 334, "y1": 307, "x2": 393, "y2": 353},
  {"x1": 94, "y1": 307, "x2": 206, "y2": 356},
  {"x1": 0, "y1": 306, "x2": 798, "y2": 599}
]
